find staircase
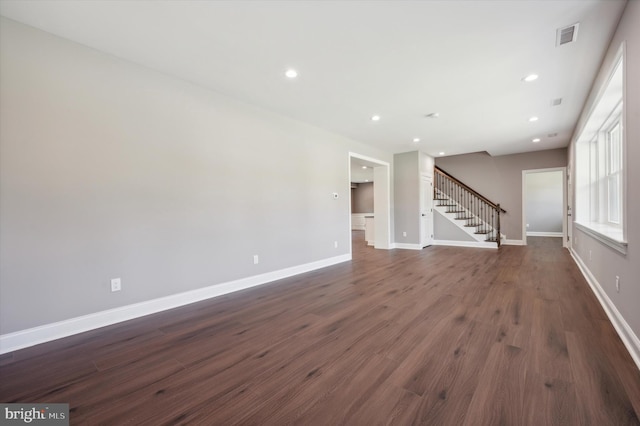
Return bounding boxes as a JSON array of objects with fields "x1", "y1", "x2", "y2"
[{"x1": 434, "y1": 166, "x2": 505, "y2": 247}]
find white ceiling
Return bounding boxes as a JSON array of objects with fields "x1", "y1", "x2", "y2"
[
  {"x1": 350, "y1": 157, "x2": 376, "y2": 183},
  {"x1": 0, "y1": 0, "x2": 627, "y2": 157}
]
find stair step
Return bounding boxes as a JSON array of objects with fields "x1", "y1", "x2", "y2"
[
  {"x1": 447, "y1": 210, "x2": 465, "y2": 214},
  {"x1": 464, "y1": 223, "x2": 483, "y2": 227},
  {"x1": 454, "y1": 216, "x2": 474, "y2": 220},
  {"x1": 474, "y1": 230, "x2": 490, "y2": 234}
]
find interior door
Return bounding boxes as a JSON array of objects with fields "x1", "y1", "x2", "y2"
[
  {"x1": 421, "y1": 175, "x2": 434, "y2": 247},
  {"x1": 566, "y1": 167, "x2": 572, "y2": 248}
]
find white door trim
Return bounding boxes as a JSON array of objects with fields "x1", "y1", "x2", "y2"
[
  {"x1": 522, "y1": 167, "x2": 568, "y2": 247},
  {"x1": 420, "y1": 174, "x2": 434, "y2": 247},
  {"x1": 349, "y1": 153, "x2": 391, "y2": 254}
]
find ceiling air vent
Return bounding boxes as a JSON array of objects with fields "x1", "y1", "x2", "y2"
[
  {"x1": 557, "y1": 23, "x2": 579, "y2": 46},
  {"x1": 547, "y1": 132, "x2": 558, "y2": 138},
  {"x1": 551, "y1": 98, "x2": 562, "y2": 106}
]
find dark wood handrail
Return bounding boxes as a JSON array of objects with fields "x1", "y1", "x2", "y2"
[{"x1": 434, "y1": 166, "x2": 506, "y2": 213}]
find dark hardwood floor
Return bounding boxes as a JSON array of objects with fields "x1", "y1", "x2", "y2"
[{"x1": 1, "y1": 233, "x2": 639, "y2": 425}]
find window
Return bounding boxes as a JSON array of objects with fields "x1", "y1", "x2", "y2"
[
  {"x1": 606, "y1": 120, "x2": 621, "y2": 224},
  {"x1": 575, "y1": 48, "x2": 626, "y2": 253}
]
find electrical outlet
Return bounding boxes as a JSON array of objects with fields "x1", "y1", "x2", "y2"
[
  {"x1": 616, "y1": 276, "x2": 620, "y2": 293},
  {"x1": 403, "y1": 232, "x2": 407, "y2": 237},
  {"x1": 334, "y1": 241, "x2": 338, "y2": 248},
  {"x1": 253, "y1": 255, "x2": 259, "y2": 265},
  {"x1": 111, "y1": 278, "x2": 121, "y2": 292}
]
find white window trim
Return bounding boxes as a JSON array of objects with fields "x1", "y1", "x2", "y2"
[
  {"x1": 575, "y1": 221, "x2": 627, "y2": 254},
  {"x1": 574, "y1": 42, "x2": 626, "y2": 254},
  {"x1": 605, "y1": 118, "x2": 622, "y2": 225}
]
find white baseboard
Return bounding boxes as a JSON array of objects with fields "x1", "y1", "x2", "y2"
[
  {"x1": 393, "y1": 243, "x2": 423, "y2": 250},
  {"x1": 570, "y1": 249, "x2": 640, "y2": 371},
  {"x1": 503, "y1": 239, "x2": 524, "y2": 246},
  {"x1": 527, "y1": 231, "x2": 563, "y2": 237},
  {"x1": 432, "y1": 240, "x2": 498, "y2": 249},
  {"x1": 0, "y1": 254, "x2": 352, "y2": 355}
]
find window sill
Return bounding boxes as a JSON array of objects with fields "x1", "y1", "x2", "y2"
[{"x1": 574, "y1": 221, "x2": 627, "y2": 255}]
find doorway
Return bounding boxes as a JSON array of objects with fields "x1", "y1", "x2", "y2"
[
  {"x1": 522, "y1": 167, "x2": 567, "y2": 247},
  {"x1": 420, "y1": 174, "x2": 434, "y2": 247},
  {"x1": 349, "y1": 153, "x2": 391, "y2": 256}
]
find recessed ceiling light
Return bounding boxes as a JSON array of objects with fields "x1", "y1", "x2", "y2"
[
  {"x1": 285, "y1": 69, "x2": 298, "y2": 79},
  {"x1": 362, "y1": 166, "x2": 367, "y2": 169},
  {"x1": 529, "y1": 116, "x2": 539, "y2": 122},
  {"x1": 413, "y1": 138, "x2": 420, "y2": 143},
  {"x1": 365, "y1": 179, "x2": 369, "y2": 182},
  {"x1": 439, "y1": 152, "x2": 445, "y2": 156},
  {"x1": 532, "y1": 138, "x2": 541, "y2": 143},
  {"x1": 522, "y1": 74, "x2": 539, "y2": 82},
  {"x1": 371, "y1": 115, "x2": 381, "y2": 121}
]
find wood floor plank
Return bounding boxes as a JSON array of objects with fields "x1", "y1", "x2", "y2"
[
  {"x1": 391, "y1": 302, "x2": 473, "y2": 396},
  {"x1": 408, "y1": 320, "x2": 497, "y2": 425},
  {"x1": 523, "y1": 373, "x2": 579, "y2": 426},
  {"x1": 290, "y1": 354, "x2": 403, "y2": 424},
  {"x1": 529, "y1": 297, "x2": 573, "y2": 381},
  {"x1": 566, "y1": 331, "x2": 640, "y2": 425},
  {"x1": 595, "y1": 319, "x2": 640, "y2": 417},
  {"x1": 379, "y1": 293, "x2": 460, "y2": 362},
  {"x1": 58, "y1": 358, "x2": 185, "y2": 421},
  {"x1": 462, "y1": 343, "x2": 529, "y2": 426},
  {"x1": 343, "y1": 381, "x2": 422, "y2": 426}
]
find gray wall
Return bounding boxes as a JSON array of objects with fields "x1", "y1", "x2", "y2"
[
  {"x1": 394, "y1": 152, "x2": 420, "y2": 244},
  {"x1": 434, "y1": 211, "x2": 475, "y2": 241},
  {"x1": 568, "y1": 1, "x2": 640, "y2": 346},
  {"x1": 435, "y1": 148, "x2": 567, "y2": 241},
  {"x1": 0, "y1": 18, "x2": 393, "y2": 334},
  {"x1": 525, "y1": 171, "x2": 563, "y2": 233},
  {"x1": 351, "y1": 182, "x2": 374, "y2": 213}
]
